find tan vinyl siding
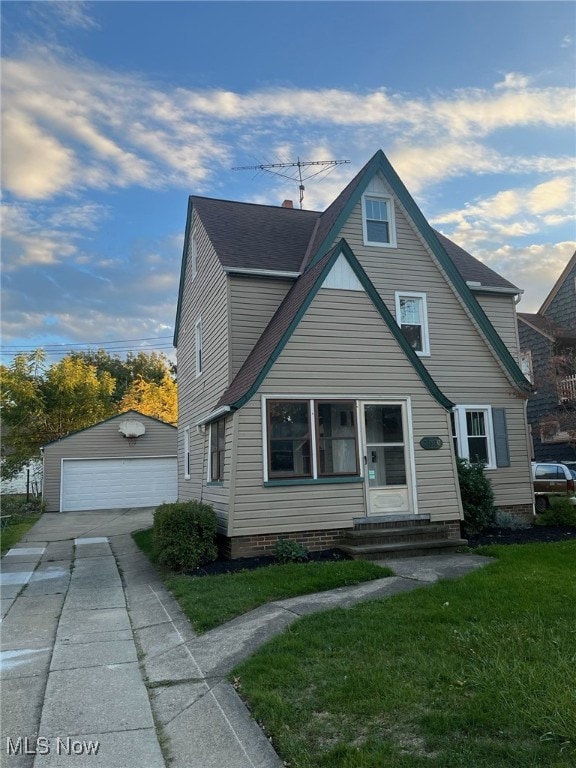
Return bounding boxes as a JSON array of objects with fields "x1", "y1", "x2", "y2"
[
  {"x1": 334, "y1": 193, "x2": 532, "y2": 508},
  {"x1": 229, "y1": 276, "x2": 293, "y2": 378},
  {"x1": 475, "y1": 293, "x2": 521, "y2": 361},
  {"x1": 176, "y1": 213, "x2": 230, "y2": 529},
  {"x1": 42, "y1": 411, "x2": 176, "y2": 512},
  {"x1": 231, "y1": 287, "x2": 462, "y2": 536}
]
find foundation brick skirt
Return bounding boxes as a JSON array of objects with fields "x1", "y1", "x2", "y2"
[
  {"x1": 496, "y1": 503, "x2": 535, "y2": 523},
  {"x1": 219, "y1": 519, "x2": 464, "y2": 559}
]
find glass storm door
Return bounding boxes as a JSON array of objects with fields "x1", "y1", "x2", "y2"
[{"x1": 362, "y1": 403, "x2": 412, "y2": 515}]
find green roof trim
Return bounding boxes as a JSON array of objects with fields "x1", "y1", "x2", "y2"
[
  {"x1": 173, "y1": 196, "x2": 194, "y2": 347},
  {"x1": 308, "y1": 150, "x2": 531, "y2": 394},
  {"x1": 230, "y1": 239, "x2": 454, "y2": 411}
]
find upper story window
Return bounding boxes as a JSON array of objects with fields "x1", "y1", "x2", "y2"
[
  {"x1": 520, "y1": 350, "x2": 533, "y2": 383},
  {"x1": 190, "y1": 231, "x2": 198, "y2": 280},
  {"x1": 195, "y1": 318, "x2": 202, "y2": 377},
  {"x1": 362, "y1": 194, "x2": 396, "y2": 247},
  {"x1": 395, "y1": 292, "x2": 430, "y2": 356}
]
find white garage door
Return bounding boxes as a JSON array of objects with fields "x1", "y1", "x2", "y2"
[{"x1": 61, "y1": 457, "x2": 177, "y2": 512}]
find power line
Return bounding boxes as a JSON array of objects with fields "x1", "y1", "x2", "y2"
[{"x1": 1, "y1": 335, "x2": 174, "y2": 350}]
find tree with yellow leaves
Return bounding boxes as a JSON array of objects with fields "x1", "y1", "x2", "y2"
[{"x1": 118, "y1": 373, "x2": 177, "y2": 425}]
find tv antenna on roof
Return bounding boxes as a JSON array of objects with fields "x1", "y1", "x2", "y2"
[{"x1": 232, "y1": 157, "x2": 350, "y2": 209}]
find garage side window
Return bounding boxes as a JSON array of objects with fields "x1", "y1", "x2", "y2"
[
  {"x1": 184, "y1": 426, "x2": 191, "y2": 480},
  {"x1": 210, "y1": 418, "x2": 225, "y2": 482}
]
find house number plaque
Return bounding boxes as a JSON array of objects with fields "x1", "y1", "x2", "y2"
[{"x1": 420, "y1": 436, "x2": 443, "y2": 450}]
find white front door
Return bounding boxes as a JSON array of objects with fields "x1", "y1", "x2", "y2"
[{"x1": 361, "y1": 402, "x2": 413, "y2": 515}]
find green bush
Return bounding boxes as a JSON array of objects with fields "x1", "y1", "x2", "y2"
[
  {"x1": 273, "y1": 538, "x2": 309, "y2": 563},
  {"x1": 153, "y1": 501, "x2": 218, "y2": 571},
  {"x1": 456, "y1": 457, "x2": 497, "y2": 534},
  {"x1": 535, "y1": 497, "x2": 576, "y2": 527}
]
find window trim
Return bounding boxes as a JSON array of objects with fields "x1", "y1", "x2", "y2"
[
  {"x1": 184, "y1": 425, "x2": 191, "y2": 480},
  {"x1": 394, "y1": 291, "x2": 430, "y2": 356},
  {"x1": 452, "y1": 405, "x2": 497, "y2": 470},
  {"x1": 209, "y1": 418, "x2": 226, "y2": 483},
  {"x1": 264, "y1": 397, "x2": 360, "y2": 481},
  {"x1": 195, "y1": 317, "x2": 202, "y2": 377},
  {"x1": 361, "y1": 193, "x2": 397, "y2": 248}
]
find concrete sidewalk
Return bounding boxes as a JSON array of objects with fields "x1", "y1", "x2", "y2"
[{"x1": 1, "y1": 511, "x2": 493, "y2": 768}]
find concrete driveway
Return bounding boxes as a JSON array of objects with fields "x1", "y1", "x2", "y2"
[{"x1": 1, "y1": 510, "x2": 493, "y2": 767}]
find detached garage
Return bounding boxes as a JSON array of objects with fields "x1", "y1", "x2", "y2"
[{"x1": 42, "y1": 410, "x2": 177, "y2": 512}]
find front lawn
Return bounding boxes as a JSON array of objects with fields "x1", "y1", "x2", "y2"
[
  {"x1": 234, "y1": 541, "x2": 576, "y2": 768},
  {"x1": 132, "y1": 528, "x2": 391, "y2": 633}
]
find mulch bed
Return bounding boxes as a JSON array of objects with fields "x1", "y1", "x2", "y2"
[
  {"x1": 186, "y1": 529, "x2": 576, "y2": 577},
  {"x1": 188, "y1": 548, "x2": 352, "y2": 577},
  {"x1": 467, "y1": 525, "x2": 576, "y2": 548}
]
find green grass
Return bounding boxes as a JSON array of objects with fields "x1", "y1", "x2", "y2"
[
  {"x1": 132, "y1": 528, "x2": 391, "y2": 633},
  {"x1": 234, "y1": 541, "x2": 576, "y2": 768},
  {"x1": 1, "y1": 514, "x2": 41, "y2": 554}
]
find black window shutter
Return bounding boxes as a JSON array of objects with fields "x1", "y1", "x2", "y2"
[{"x1": 493, "y1": 408, "x2": 510, "y2": 467}]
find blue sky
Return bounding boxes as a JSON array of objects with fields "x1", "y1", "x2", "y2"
[{"x1": 1, "y1": 1, "x2": 575, "y2": 362}]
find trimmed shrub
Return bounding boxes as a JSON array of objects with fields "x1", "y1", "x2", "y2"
[
  {"x1": 456, "y1": 457, "x2": 497, "y2": 534},
  {"x1": 273, "y1": 538, "x2": 309, "y2": 563},
  {"x1": 153, "y1": 501, "x2": 218, "y2": 571},
  {"x1": 535, "y1": 497, "x2": 576, "y2": 528}
]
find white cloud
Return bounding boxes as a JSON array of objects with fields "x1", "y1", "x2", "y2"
[
  {"x1": 29, "y1": 1, "x2": 98, "y2": 31},
  {"x1": 495, "y1": 72, "x2": 532, "y2": 90},
  {"x1": 473, "y1": 243, "x2": 576, "y2": 312},
  {"x1": 1, "y1": 47, "x2": 574, "y2": 203}
]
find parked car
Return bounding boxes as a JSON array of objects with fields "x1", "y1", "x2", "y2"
[{"x1": 531, "y1": 462, "x2": 576, "y2": 513}]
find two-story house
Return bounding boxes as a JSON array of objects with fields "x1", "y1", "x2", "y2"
[
  {"x1": 518, "y1": 253, "x2": 576, "y2": 463},
  {"x1": 174, "y1": 150, "x2": 534, "y2": 558}
]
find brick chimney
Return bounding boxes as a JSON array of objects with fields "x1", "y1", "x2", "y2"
[{"x1": 281, "y1": 200, "x2": 293, "y2": 208}]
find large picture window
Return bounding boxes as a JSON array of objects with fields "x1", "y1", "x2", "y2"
[{"x1": 266, "y1": 399, "x2": 359, "y2": 480}]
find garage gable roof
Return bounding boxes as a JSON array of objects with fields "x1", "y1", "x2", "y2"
[{"x1": 41, "y1": 410, "x2": 176, "y2": 449}]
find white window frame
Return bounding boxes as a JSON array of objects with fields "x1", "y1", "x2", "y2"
[
  {"x1": 195, "y1": 317, "x2": 202, "y2": 377},
  {"x1": 452, "y1": 405, "x2": 497, "y2": 470},
  {"x1": 519, "y1": 350, "x2": 533, "y2": 383},
  {"x1": 361, "y1": 193, "x2": 396, "y2": 248},
  {"x1": 190, "y1": 230, "x2": 198, "y2": 280},
  {"x1": 261, "y1": 395, "x2": 361, "y2": 482},
  {"x1": 184, "y1": 426, "x2": 191, "y2": 479},
  {"x1": 394, "y1": 291, "x2": 430, "y2": 356}
]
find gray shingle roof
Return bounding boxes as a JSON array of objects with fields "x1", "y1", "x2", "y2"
[
  {"x1": 192, "y1": 195, "x2": 520, "y2": 291},
  {"x1": 192, "y1": 196, "x2": 319, "y2": 272},
  {"x1": 433, "y1": 231, "x2": 519, "y2": 291},
  {"x1": 518, "y1": 312, "x2": 576, "y2": 340}
]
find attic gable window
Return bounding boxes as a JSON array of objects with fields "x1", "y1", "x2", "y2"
[{"x1": 362, "y1": 194, "x2": 396, "y2": 247}]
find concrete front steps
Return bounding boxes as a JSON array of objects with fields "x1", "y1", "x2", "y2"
[{"x1": 340, "y1": 514, "x2": 467, "y2": 560}]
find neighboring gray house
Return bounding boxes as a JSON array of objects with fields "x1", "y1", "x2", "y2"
[
  {"x1": 518, "y1": 252, "x2": 576, "y2": 463},
  {"x1": 42, "y1": 410, "x2": 177, "y2": 512},
  {"x1": 174, "y1": 150, "x2": 534, "y2": 558}
]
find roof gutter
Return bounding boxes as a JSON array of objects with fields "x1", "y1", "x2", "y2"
[
  {"x1": 466, "y1": 282, "x2": 522, "y2": 296},
  {"x1": 223, "y1": 267, "x2": 301, "y2": 279},
  {"x1": 196, "y1": 405, "x2": 232, "y2": 426}
]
